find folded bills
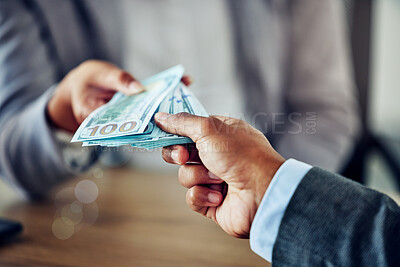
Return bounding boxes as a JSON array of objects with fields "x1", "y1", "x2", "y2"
[{"x1": 71, "y1": 65, "x2": 208, "y2": 149}]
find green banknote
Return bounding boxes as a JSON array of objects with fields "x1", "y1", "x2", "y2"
[
  {"x1": 71, "y1": 65, "x2": 185, "y2": 143},
  {"x1": 71, "y1": 65, "x2": 208, "y2": 149}
]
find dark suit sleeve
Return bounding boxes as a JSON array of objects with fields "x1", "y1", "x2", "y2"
[{"x1": 272, "y1": 167, "x2": 400, "y2": 266}]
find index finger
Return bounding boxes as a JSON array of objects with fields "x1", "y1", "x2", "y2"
[
  {"x1": 77, "y1": 60, "x2": 144, "y2": 95},
  {"x1": 154, "y1": 112, "x2": 221, "y2": 142}
]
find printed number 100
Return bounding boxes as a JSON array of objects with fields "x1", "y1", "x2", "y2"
[{"x1": 88, "y1": 121, "x2": 137, "y2": 136}]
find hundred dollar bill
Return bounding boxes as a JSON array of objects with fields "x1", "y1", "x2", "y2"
[
  {"x1": 73, "y1": 65, "x2": 209, "y2": 149},
  {"x1": 80, "y1": 83, "x2": 208, "y2": 149},
  {"x1": 71, "y1": 65, "x2": 184, "y2": 143},
  {"x1": 129, "y1": 84, "x2": 207, "y2": 149}
]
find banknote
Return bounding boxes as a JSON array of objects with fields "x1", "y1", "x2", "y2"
[
  {"x1": 71, "y1": 65, "x2": 185, "y2": 143},
  {"x1": 81, "y1": 83, "x2": 207, "y2": 149},
  {"x1": 72, "y1": 65, "x2": 208, "y2": 149}
]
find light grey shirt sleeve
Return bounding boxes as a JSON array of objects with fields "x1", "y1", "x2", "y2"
[{"x1": 0, "y1": 1, "x2": 97, "y2": 199}]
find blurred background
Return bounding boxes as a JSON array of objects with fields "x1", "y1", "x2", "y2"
[
  {"x1": 1, "y1": 0, "x2": 398, "y2": 197},
  {"x1": 366, "y1": 0, "x2": 400, "y2": 199},
  {"x1": 121, "y1": 0, "x2": 400, "y2": 199},
  {"x1": 338, "y1": 0, "x2": 400, "y2": 201},
  {"x1": 0, "y1": 0, "x2": 399, "y2": 266}
]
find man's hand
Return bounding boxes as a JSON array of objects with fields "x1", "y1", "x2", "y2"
[
  {"x1": 155, "y1": 112, "x2": 285, "y2": 238},
  {"x1": 47, "y1": 60, "x2": 145, "y2": 132}
]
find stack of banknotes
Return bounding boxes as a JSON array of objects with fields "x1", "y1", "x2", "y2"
[{"x1": 71, "y1": 65, "x2": 208, "y2": 149}]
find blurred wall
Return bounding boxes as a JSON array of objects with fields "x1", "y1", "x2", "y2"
[
  {"x1": 367, "y1": 0, "x2": 400, "y2": 195},
  {"x1": 371, "y1": 0, "x2": 400, "y2": 138}
]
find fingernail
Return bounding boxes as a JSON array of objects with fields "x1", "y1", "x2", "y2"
[
  {"x1": 128, "y1": 81, "x2": 145, "y2": 93},
  {"x1": 171, "y1": 149, "x2": 180, "y2": 163},
  {"x1": 208, "y1": 171, "x2": 220, "y2": 180},
  {"x1": 182, "y1": 76, "x2": 194, "y2": 85},
  {"x1": 208, "y1": 193, "x2": 220, "y2": 204},
  {"x1": 155, "y1": 112, "x2": 169, "y2": 122}
]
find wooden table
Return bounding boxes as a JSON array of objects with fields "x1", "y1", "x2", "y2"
[{"x1": 0, "y1": 167, "x2": 268, "y2": 266}]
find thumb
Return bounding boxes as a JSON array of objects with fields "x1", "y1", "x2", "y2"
[
  {"x1": 155, "y1": 112, "x2": 214, "y2": 142},
  {"x1": 78, "y1": 60, "x2": 145, "y2": 95}
]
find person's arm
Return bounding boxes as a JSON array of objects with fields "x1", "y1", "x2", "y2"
[
  {"x1": 270, "y1": 167, "x2": 400, "y2": 266},
  {"x1": 250, "y1": 161, "x2": 400, "y2": 265},
  {"x1": 155, "y1": 112, "x2": 400, "y2": 265},
  {"x1": 0, "y1": 1, "x2": 72, "y2": 199},
  {"x1": 249, "y1": 159, "x2": 312, "y2": 262},
  {"x1": 275, "y1": 0, "x2": 360, "y2": 172},
  {"x1": 0, "y1": 1, "x2": 142, "y2": 199}
]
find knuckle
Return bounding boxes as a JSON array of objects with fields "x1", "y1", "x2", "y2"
[
  {"x1": 189, "y1": 187, "x2": 198, "y2": 199},
  {"x1": 179, "y1": 165, "x2": 198, "y2": 188},
  {"x1": 79, "y1": 59, "x2": 99, "y2": 69},
  {"x1": 178, "y1": 166, "x2": 188, "y2": 186},
  {"x1": 105, "y1": 69, "x2": 120, "y2": 83},
  {"x1": 168, "y1": 113, "x2": 187, "y2": 134},
  {"x1": 80, "y1": 60, "x2": 116, "y2": 74},
  {"x1": 77, "y1": 111, "x2": 87, "y2": 124},
  {"x1": 119, "y1": 71, "x2": 134, "y2": 84},
  {"x1": 186, "y1": 189, "x2": 195, "y2": 205},
  {"x1": 161, "y1": 148, "x2": 172, "y2": 163},
  {"x1": 174, "y1": 112, "x2": 189, "y2": 122},
  {"x1": 75, "y1": 60, "x2": 106, "y2": 80},
  {"x1": 203, "y1": 117, "x2": 218, "y2": 133}
]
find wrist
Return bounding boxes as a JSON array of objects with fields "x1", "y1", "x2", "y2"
[
  {"x1": 246, "y1": 155, "x2": 285, "y2": 230},
  {"x1": 254, "y1": 154, "x2": 286, "y2": 212}
]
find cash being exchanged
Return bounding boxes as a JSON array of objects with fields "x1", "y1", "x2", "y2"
[{"x1": 71, "y1": 65, "x2": 208, "y2": 149}]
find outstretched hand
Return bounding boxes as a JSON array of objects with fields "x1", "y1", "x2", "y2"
[
  {"x1": 47, "y1": 60, "x2": 145, "y2": 132},
  {"x1": 47, "y1": 60, "x2": 192, "y2": 132}
]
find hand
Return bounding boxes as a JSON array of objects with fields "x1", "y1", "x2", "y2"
[
  {"x1": 47, "y1": 60, "x2": 145, "y2": 132},
  {"x1": 155, "y1": 112, "x2": 285, "y2": 238}
]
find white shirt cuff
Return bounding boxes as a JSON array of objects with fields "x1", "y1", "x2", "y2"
[{"x1": 249, "y1": 159, "x2": 312, "y2": 262}]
